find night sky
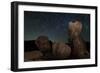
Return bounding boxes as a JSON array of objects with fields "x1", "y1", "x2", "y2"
[{"x1": 24, "y1": 11, "x2": 90, "y2": 43}]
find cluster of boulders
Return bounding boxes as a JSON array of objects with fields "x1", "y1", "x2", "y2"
[{"x1": 24, "y1": 20, "x2": 90, "y2": 61}]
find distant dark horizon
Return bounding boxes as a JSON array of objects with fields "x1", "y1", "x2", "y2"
[{"x1": 24, "y1": 11, "x2": 90, "y2": 43}]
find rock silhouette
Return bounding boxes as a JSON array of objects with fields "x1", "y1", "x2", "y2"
[
  {"x1": 52, "y1": 42, "x2": 71, "y2": 59},
  {"x1": 68, "y1": 20, "x2": 90, "y2": 59}
]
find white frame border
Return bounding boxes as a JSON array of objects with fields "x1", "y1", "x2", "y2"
[{"x1": 18, "y1": 5, "x2": 96, "y2": 69}]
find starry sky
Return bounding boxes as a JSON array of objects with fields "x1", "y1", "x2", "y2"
[{"x1": 24, "y1": 11, "x2": 90, "y2": 43}]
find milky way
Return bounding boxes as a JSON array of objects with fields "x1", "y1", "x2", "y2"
[{"x1": 24, "y1": 11, "x2": 90, "y2": 43}]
